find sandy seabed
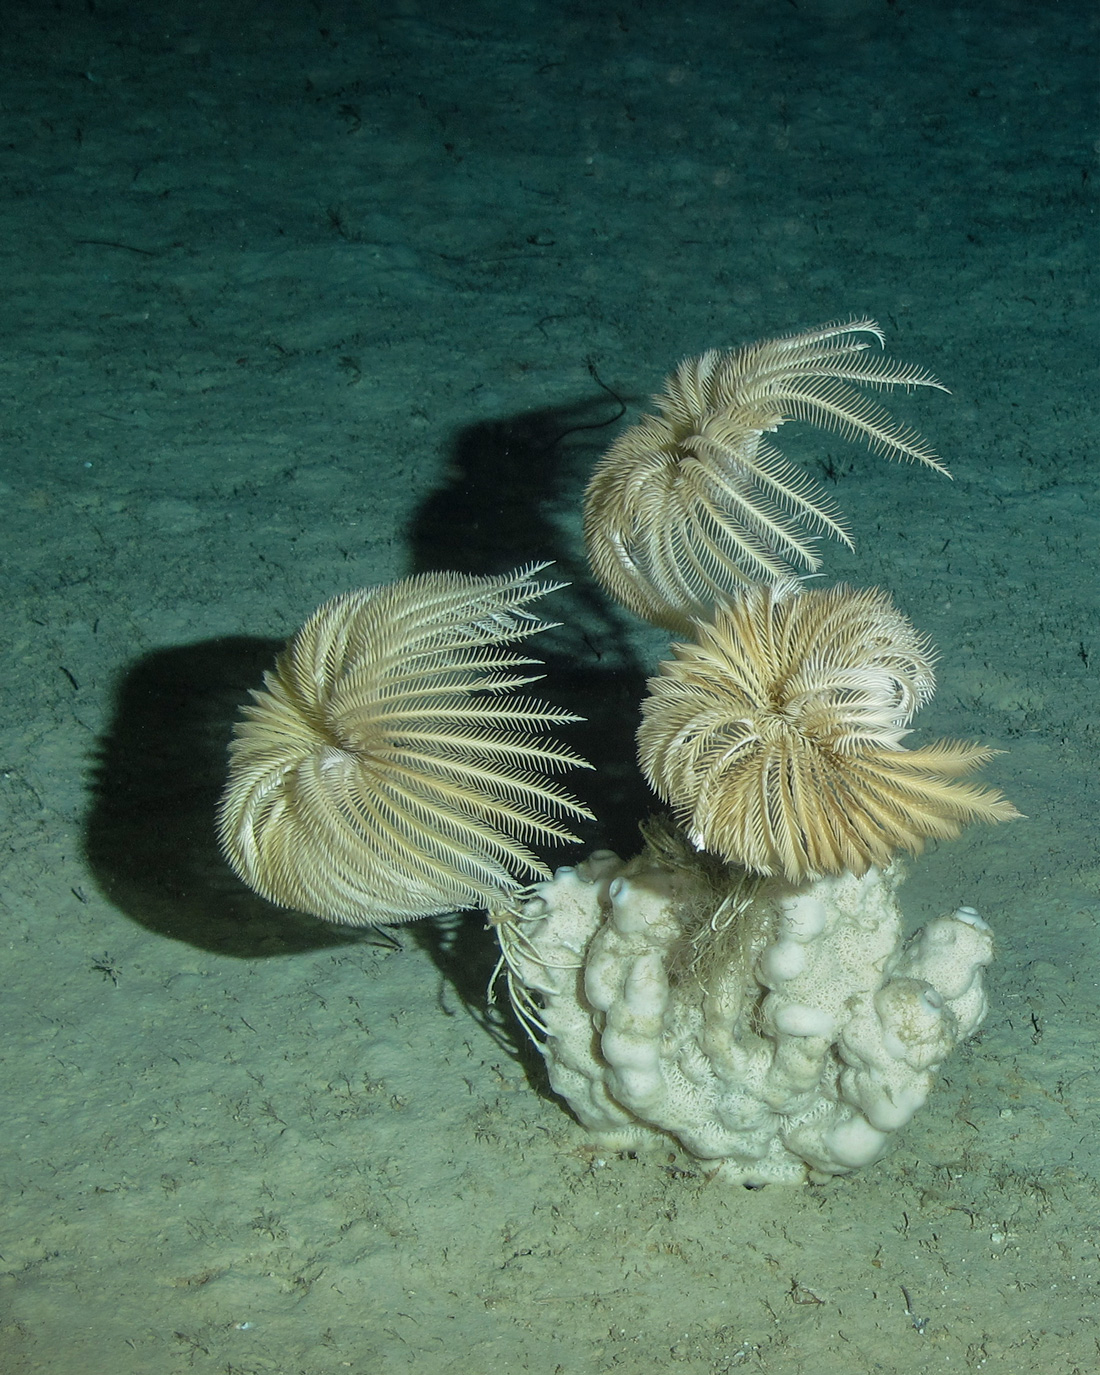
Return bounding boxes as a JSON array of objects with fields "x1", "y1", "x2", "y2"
[{"x1": 1, "y1": 2, "x2": 1097, "y2": 1372}]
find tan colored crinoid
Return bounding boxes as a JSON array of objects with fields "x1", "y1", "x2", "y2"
[
  {"x1": 637, "y1": 583, "x2": 1019, "y2": 882},
  {"x1": 584, "y1": 319, "x2": 949, "y2": 631},
  {"x1": 217, "y1": 565, "x2": 593, "y2": 925}
]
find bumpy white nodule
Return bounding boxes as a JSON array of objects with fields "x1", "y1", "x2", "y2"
[{"x1": 503, "y1": 852, "x2": 993, "y2": 1184}]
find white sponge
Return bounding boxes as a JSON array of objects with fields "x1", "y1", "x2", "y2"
[{"x1": 501, "y1": 853, "x2": 994, "y2": 1185}]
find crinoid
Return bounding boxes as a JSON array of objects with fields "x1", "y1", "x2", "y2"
[
  {"x1": 584, "y1": 319, "x2": 950, "y2": 631},
  {"x1": 217, "y1": 564, "x2": 593, "y2": 925},
  {"x1": 637, "y1": 582, "x2": 1019, "y2": 882}
]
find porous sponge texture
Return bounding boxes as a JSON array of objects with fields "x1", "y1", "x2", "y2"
[{"x1": 507, "y1": 853, "x2": 992, "y2": 1184}]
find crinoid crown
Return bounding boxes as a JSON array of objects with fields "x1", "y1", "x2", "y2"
[
  {"x1": 584, "y1": 319, "x2": 949, "y2": 632},
  {"x1": 218, "y1": 565, "x2": 593, "y2": 925},
  {"x1": 637, "y1": 582, "x2": 1019, "y2": 882}
]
